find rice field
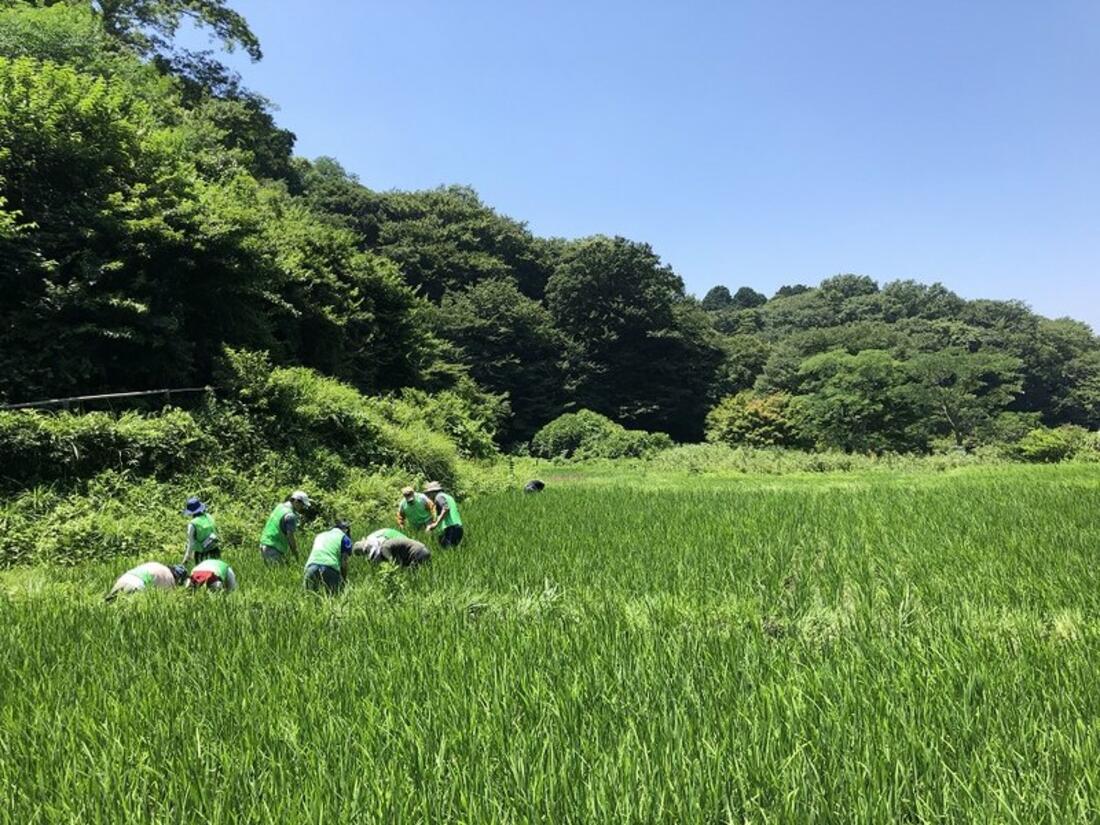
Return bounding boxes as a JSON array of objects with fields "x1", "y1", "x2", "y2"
[{"x1": 1, "y1": 464, "x2": 1099, "y2": 823}]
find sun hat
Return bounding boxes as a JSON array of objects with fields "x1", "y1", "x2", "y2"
[
  {"x1": 423, "y1": 481, "x2": 444, "y2": 494},
  {"x1": 289, "y1": 490, "x2": 311, "y2": 507},
  {"x1": 182, "y1": 497, "x2": 206, "y2": 515},
  {"x1": 401, "y1": 486, "x2": 415, "y2": 497}
]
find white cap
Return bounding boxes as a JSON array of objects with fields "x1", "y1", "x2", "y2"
[{"x1": 290, "y1": 490, "x2": 311, "y2": 507}]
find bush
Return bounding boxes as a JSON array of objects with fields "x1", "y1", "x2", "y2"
[
  {"x1": 215, "y1": 351, "x2": 463, "y2": 486},
  {"x1": 1076, "y1": 431, "x2": 1100, "y2": 463},
  {"x1": 1012, "y1": 426, "x2": 1090, "y2": 463},
  {"x1": 530, "y1": 410, "x2": 671, "y2": 459},
  {"x1": 0, "y1": 409, "x2": 213, "y2": 490},
  {"x1": 705, "y1": 391, "x2": 807, "y2": 448}
]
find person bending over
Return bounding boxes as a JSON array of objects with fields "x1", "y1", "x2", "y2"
[{"x1": 304, "y1": 520, "x2": 352, "y2": 595}]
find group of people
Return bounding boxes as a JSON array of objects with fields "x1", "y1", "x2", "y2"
[{"x1": 106, "y1": 480, "x2": 465, "y2": 601}]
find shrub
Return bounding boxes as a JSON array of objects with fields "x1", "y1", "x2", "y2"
[
  {"x1": 0, "y1": 409, "x2": 213, "y2": 490},
  {"x1": 530, "y1": 410, "x2": 671, "y2": 459},
  {"x1": 232, "y1": 362, "x2": 461, "y2": 486},
  {"x1": 1012, "y1": 426, "x2": 1090, "y2": 463},
  {"x1": 705, "y1": 391, "x2": 807, "y2": 448}
]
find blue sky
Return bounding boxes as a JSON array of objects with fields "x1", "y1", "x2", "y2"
[{"x1": 193, "y1": 0, "x2": 1100, "y2": 330}]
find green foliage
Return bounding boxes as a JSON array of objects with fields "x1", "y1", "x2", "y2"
[
  {"x1": 435, "y1": 278, "x2": 566, "y2": 444},
  {"x1": 705, "y1": 391, "x2": 807, "y2": 448},
  {"x1": 2, "y1": 466, "x2": 1100, "y2": 820},
  {"x1": 296, "y1": 164, "x2": 553, "y2": 301},
  {"x1": 903, "y1": 348, "x2": 1023, "y2": 446},
  {"x1": 530, "y1": 409, "x2": 671, "y2": 459},
  {"x1": 793, "y1": 349, "x2": 926, "y2": 453},
  {"x1": 57, "y1": 0, "x2": 262, "y2": 61},
  {"x1": 230, "y1": 361, "x2": 460, "y2": 486},
  {"x1": 1011, "y1": 425, "x2": 1091, "y2": 463},
  {"x1": 1, "y1": 1, "x2": 1097, "y2": 457},
  {"x1": 0, "y1": 408, "x2": 213, "y2": 489},
  {"x1": 545, "y1": 236, "x2": 722, "y2": 440}
]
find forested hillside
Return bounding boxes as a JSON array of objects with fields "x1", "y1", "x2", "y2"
[{"x1": 2, "y1": 1, "x2": 1097, "y2": 453}]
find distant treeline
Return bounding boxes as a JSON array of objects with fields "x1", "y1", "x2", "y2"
[{"x1": 1, "y1": 1, "x2": 1097, "y2": 453}]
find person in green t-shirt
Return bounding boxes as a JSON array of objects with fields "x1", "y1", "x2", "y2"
[
  {"x1": 181, "y1": 497, "x2": 221, "y2": 566},
  {"x1": 304, "y1": 520, "x2": 353, "y2": 595},
  {"x1": 258, "y1": 490, "x2": 311, "y2": 565},
  {"x1": 396, "y1": 486, "x2": 435, "y2": 532},
  {"x1": 186, "y1": 558, "x2": 238, "y2": 592},
  {"x1": 424, "y1": 481, "x2": 464, "y2": 548}
]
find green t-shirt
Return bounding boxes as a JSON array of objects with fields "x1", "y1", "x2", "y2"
[
  {"x1": 260, "y1": 502, "x2": 297, "y2": 554},
  {"x1": 306, "y1": 528, "x2": 350, "y2": 570},
  {"x1": 399, "y1": 493, "x2": 433, "y2": 527},
  {"x1": 189, "y1": 513, "x2": 219, "y2": 553},
  {"x1": 434, "y1": 493, "x2": 462, "y2": 528},
  {"x1": 194, "y1": 558, "x2": 230, "y2": 580}
]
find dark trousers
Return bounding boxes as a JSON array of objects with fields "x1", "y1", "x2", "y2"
[
  {"x1": 440, "y1": 525, "x2": 464, "y2": 548},
  {"x1": 398, "y1": 545, "x2": 431, "y2": 567},
  {"x1": 304, "y1": 563, "x2": 343, "y2": 594}
]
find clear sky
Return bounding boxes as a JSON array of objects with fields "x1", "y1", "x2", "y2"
[{"x1": 192, "y1": 0, "x2": 1100, "y2": 330}]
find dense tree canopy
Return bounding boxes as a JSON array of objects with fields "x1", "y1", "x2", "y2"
[{"x1": 0, "y1": 0, "x2": 1095, "y2": 455}]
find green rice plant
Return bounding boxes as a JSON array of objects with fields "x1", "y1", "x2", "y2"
[{"x1": 0, "y1": 463, "x2": 1098, "y2": 822}]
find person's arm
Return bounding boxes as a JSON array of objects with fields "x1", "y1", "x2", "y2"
[
  {"x1": 283, "y1": 513, "x2": 299, "y2": 559},
  {"x1": 181, "y1": 522, "x2": 195, "y2": 566},
  {"x1": 396, "y1": 503, "x2": 407, "y2": 528},
  {"x1": 428, "y1": 498, "x2": 447, "y2": 532},
  {"x1": 339, "y1": 535, "x2": 351, "y2": 580}
]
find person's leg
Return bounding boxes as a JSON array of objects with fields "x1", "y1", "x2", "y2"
[
  {"x1": 261, "y1": 545, "x2": 285, "y2": 566},
  {"x1": 441, "y1": 525, "x2": 463, "y2": 548},
  {"x1": 409, "y1": 546, "x2": 431, "y2": 566},
  {"x1": 303, "y1": 564, "x2": 321, "y2": 592},
  {"x1": 319, "y1": 564, "x2": 343, "y2": 594}
]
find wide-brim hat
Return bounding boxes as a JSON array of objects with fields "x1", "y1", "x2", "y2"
[
  {"x1": 183, "y1": 497, "x2": 206, "y2": 515},
  {"x1": 423, "y1": 481, "x2": 444, "y2": 494},
  {"x1": 401, "y1": 486, "x2": 415, "y2": 497}
]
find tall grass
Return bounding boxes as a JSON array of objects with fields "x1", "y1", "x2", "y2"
[{"x1": 0, "y1": 464, "x2": 1098, "y2": 822}]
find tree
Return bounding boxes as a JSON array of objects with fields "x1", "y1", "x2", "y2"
[
  {"x1": 336, "y1": 184, "x2": 553, "y2": 301},
  {"x1": 36, "y1": 0, "x2": 262, "y2": 61},
  {"x1": 0, "y1": 55, "x2": 200, "y2": 398},
  {"x1": 701, "y1": 285, "x2": 732, "y2": 311},
  {"x1": 773, "y1": 284, "x2": 810, "y2": 299},
  {"x1": 436, "y1": 278, "x2": 566, "y2": 444},
  {"x1": 545, "y1": 235, "x2": 722, "y2": 440},
  {"x1": 710, "y1": 335, "x2": 771, "y2": 400},
  {"x1": 705, "y1": 391, "x2": 807, "y2": 448},
  {"x1": 904, "y1": 348, "x2": 1023, "y2": 446},
  {"x1": 794, "y1": 349, "x2": 925, "y2": 453},
  {"x1": 731, "y1": 286, "x2": 767, "y2": 309}
]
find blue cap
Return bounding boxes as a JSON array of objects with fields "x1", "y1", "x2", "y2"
[{"x1": 183, "y1": 497, "x2": 206, "y2": 515}]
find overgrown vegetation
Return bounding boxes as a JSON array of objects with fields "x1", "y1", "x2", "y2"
[
  {"x1": 1, "y1": 1, "x2": 1095, "y2": 454},
  {"x1": 0, "y1": 348, "x2": 506, "y2": 567},
  {"x1": 530, "y1": 409, "x2": 672, "y2": 459}
]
